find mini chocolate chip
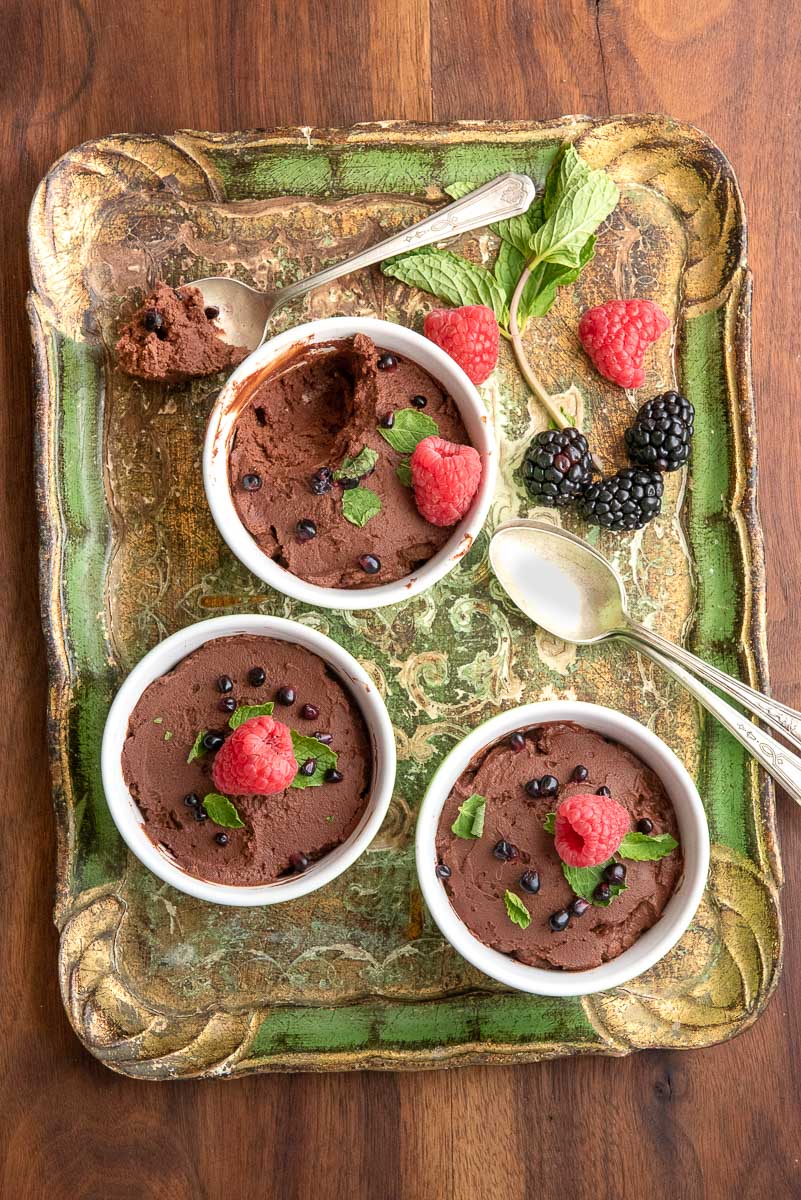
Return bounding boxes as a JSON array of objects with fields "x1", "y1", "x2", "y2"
[
  {"x1": 219, "y1": 696, "x2": 237, "y2": 713},
  {"x1": 217, "y1": 675, "x2": 233, "y2": 694},
  {"x1": 300, "y1": 704, "x2": 320, "y2": 720},
  {"x1": 377, "y1": 352, "x2": 398, "y2": 371},
  {"x1": 325, "y1": 768, "x2": 344, "y2": 783},
  {"x1": 276, "y1": 686, "x2": 295, "y2": 706},
  {"x1": 524, "y1": 778, "x2": 541, "y2": 797},
  {"x1": 549, "y1": 909, "x2": 570, "y2": 932},
  {"x1": 155, "y1": 326, "x2": 169, "y2": 341},
  {"x1": 338, "y1": 477, "x2": 359, "y2": 490},
  {"x1": 289, "y1": 852, "x2": 309, "y2": 872},
  {"x1": 510, "y1": 732, "x2": 525, "y2": 753},
  {"x1": 572, "y1": 764, "x2": 589, "y2": 783},
  {"x1": 359, "y1": 554, "x2": 381, "y2": 574},
  {"x1": 380, "y1": 411, "x2": 395, "y2": 428},
  {"x1": 603, "y1": 862, "x2": 627, "y2": 885},
  {"x1": 596, "y1": 785, "x2": 611, "y2": 797},
  {"x1": 242, "y1": 473, "x2": 262, "y2": 491},
  {"x1": 143, "y1": 309, "x2": 164, "y2": 332},
  {"x1": 411, "y1": 394, "x2": 428, "y2": 409},
  {"x1": 299, "y1": 758, "x2": 317, "y2": 777},
  {"x1": 296, "y1": 518, "x2": 317, "y2": 541},
  {"x1": 204, "y1": 306, "x2": 220, "y2": 320},
  {"x1": 194, "y1": 807, "x2": 208, "y2": 823},
  {"x1": 214, "y1": 832, "x2": 229, "y2": 846},
  {"x1": 202, "y1": 732, "x2": 225, "y2": 752},
  {"x1": 520, "y1": 870, "x2": 540, "y2": 894},
  {"x1": 493, "y1": 840, "x2": 515, "y2": 861},
  {"x1": 636, "y1": 817, "x2": 654, "y2": 834},
  {"x1": 183, "y1": 793, "x2": 200, "y2": 807},
  {"x1": 570, "y1": 897, "x2": 590, "y2": 917},
  {"x1": 248, "y1": 667, "x2": 266, "y2": 686},
  {"x1": 436, "y1": 863, "x2": 452, "y2": 879},
  {"x1": 594, "y1": 881, "x2": 611, "y2": 902},
  {"x1": 539, "y1": 775, "x2": 559, "y2": 798},
  {"x1": 314, "y1": 731, "x2": 333, "y2": 744}
]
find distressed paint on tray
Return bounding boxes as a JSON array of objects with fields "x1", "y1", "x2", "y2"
[{"x1": 30, "y1": 119, "x2": 780, "y2": 1078}]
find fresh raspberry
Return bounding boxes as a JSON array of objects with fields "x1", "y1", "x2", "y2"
[
  {"x1": 211, "y1": 715, "x2": 297, "y2": 796},
  {"x1": 410, "y1": 435, "x2": 482, "y2": 526},
  {"x1": 578, "y1": 299, "x2": 670, "y2": 388},
  {"x1": 423, "y1": 304, "x2": 499, "y2": 384},
  {"x1": 554, "y1": 793, "x2": 630, "y2": 868}
]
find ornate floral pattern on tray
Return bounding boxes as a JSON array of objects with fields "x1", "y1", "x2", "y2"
[{"x1": 29, "y1": 118, "x2": 781, "y2": 1078}]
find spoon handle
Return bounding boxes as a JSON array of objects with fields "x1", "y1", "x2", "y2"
[
  {"x1": 626, "y1": 620, "x2": 801, "y2": 755},
  {"x1": 625, "y1": 637, "x2": 801, "y2": 807},
  {"x1": 270, "y1": 174, "x2": 537, "y2": 311}
]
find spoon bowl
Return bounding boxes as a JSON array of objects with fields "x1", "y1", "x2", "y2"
[{"x1": 489, "y1": 520, "x2": 628, "y2": 643}]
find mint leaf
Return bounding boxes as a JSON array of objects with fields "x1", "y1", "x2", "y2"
[
  {"x1": 335, "y1": 446, "x2": 378, "y2": 481},
  {"x1": 528, "y1": 163, "x2": 619, "y2": 269},
  {"x1": 491, "y1": 201, "x2": 543, "y2": 255},
  {"x1": 163, "y1": 730, "x2": 173, "y2": 741},
  {"x1": 290, "y1": 731, "x2": 337, "y2": 789},
  {"x1": 378, "y1": 408, "x2": 439, "y2": 455},
  {"x1": 203, "y1": 793, "x2": 245, "y2": 828},
  {"x1": 543, "y1": 811, "x2": 556, "y2": 834},
  {"x1": 443, "y1": 181, "x2": 474, "y2": 200},
  {"x1": 451, "y1": 793, "x2": 486, "y2": 839},
  {"x1": 187, "y1": 730, "x2": 207, "y2": 764},
  {"x1": 342, "y1": 486, "x2": 382, "y2": 527},
  {"x1": 504, "y1": 890, "x2": 531, "y2": 929},
  {"x1": 395, "y1": 457, "x2": 413, "y2": 487},
  {"x1": 153, "y1": 716, "x2": 163, "y2": 724},
  {"x1": 619, "y1": 831, "x2": 678, "y2": 861},
  {"x1": 561, "y1": 859, "x2": 627, "y2": 908},
  {"x1": 381, "y1": 250, "x2": 508, "y2": 323},
  {"x1": 228, "y1": 702, "x2": 275, "y2": 730},
  {"x1": 543, "y1": 144, "x2": 592, "y2": 216}
]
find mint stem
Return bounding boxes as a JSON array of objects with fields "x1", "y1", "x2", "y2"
[{"x1": 508, "y1": 260, "x2": 604, "y2": 474}]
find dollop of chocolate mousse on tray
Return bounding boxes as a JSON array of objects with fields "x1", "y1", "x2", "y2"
[
  {"x1": 228, "y1": 334, "x2": 474, "y2": 588},
  {"x1": 121, "y1": 634, "x2": 372, "y2": 886},
  {"x1": 116, "y1": 282, "x2": 247, "y2": 384},
  {"x1": 435, "y1": 722, "x2": 683, "y2": 971}
]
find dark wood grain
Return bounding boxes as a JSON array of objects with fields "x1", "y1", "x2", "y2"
[{"x1": 2, "y1": 2, "x2": 799, "y2": 1197}]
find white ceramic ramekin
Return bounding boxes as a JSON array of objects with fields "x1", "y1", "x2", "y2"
[
  {"x1": 203, "y1": 316, "x2": 497, "y2": 610},
  {"x1": 101, "y1": 614, "x2": 396, "y2": 905},
  {"x1": 416, "y1": 701, "x2": 710, "y2": 997}
]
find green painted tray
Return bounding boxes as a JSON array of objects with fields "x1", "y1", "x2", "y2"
[{"x1": 30, "y1": 118, "x2": 781, "y2": 1078}]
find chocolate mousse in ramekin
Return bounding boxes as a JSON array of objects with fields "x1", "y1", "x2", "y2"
[
  {"x1": 203, "y1": 317, "x2": 496, "y2": 610},
  {"x1": 101, "y1": 616, "x2": 396, "y2": 905},
  {"x1": 416, "y1": 702, "x2": 709, "y2": 997}
]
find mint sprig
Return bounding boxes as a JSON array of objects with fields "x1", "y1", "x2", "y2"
[
  {"x1": 187, "y1": 730, "x2": 207, "y2": 764},
  {"x1": 378, "y1": 408, "x2": 439, "y2": 455},
  {"x1": 504, "y1": 890, "x2": 531, "y2": 929},
  {"x1": 342, "y1": 486, "x2": 382, "y2": 527},
  {"x1": 451, "y1": 792, "x2": 486, "y2": 839},
  {"x1": 290, "y1": 731, "x2": 338, "y2": 789},
  {"x1": 203, "y1": 793, "x2": 245, "y2": 828},
  {"x1": 395, "y1": 458, "x2": 413, "y2": 487},
  {"x1": 335, "y1": 447, "x2": 378, "y2": 481},
  {"x1": 562, "y1": 859, "x2": 627, "y2": 908},
  {"x1": 618, "y1": 831, "x2": 678, "y2": 861},
  {"x1": 228, "y1": 702, "x2": 275, "y2": 730}
]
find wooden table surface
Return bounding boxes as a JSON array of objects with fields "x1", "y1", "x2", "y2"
[{"x1": 2, "y1": 2, "x2": 800, "y2": 1196}]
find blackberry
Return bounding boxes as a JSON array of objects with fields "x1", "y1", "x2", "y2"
[
  {"x1": 625, "y1": 391, "x2": 694, "y2": 472},
  {"x1": 522, "y1": 428, "x2": 593, "y2": 507},
  {"x1": 578, "y1": 468, "x2": 663, "y2": 531}
]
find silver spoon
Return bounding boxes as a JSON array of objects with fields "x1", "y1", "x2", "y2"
[
  {"x1": 188, "y1": 174, "x2": 537, "y2": 353},
  {"x1": 489, "y1": 519, "x2": 801, "y2": 807}
]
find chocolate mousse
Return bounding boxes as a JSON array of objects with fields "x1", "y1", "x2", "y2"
[
  {"x1": 121, "y1": 634, "x2": 372, "y2": 885},
  {"x1": 227, "y1": 334, "x2": 475, "y2": 588},
  {"x1": 435, "y1": 722, "x2": 683, "y2": 971},
  {"x1": 116, "y1": 282, "x2": 247, "y2": 383}
]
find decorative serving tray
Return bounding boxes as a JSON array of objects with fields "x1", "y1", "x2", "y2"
[{"x1": 31, "y1": 118, "x2": 781, "y2": 1078}]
